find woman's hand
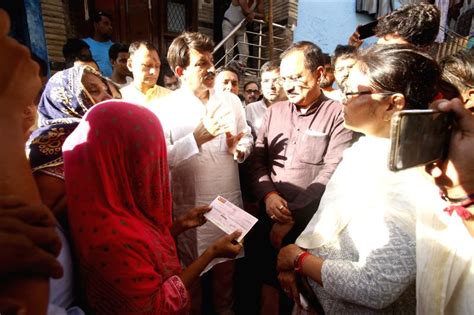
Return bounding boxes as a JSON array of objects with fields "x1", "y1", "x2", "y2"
[
  {"x1": 208, "y1": 230, "x2": 243, "y2": 258},
  {"x1": 277, "y1": 244, "x2": 304, "y2": 271},
  {"x1": 171, "y1": 205, "x2": 211, "y2": 237}
]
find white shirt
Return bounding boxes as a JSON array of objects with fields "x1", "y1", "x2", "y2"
[
  {"x1": 151, "y1": 87, "x2": 253, "y2": 268},
  {"x1": 111, "y1": 76, "x2": 133, "y2": 89},
  {"x1": 245, "y1": 99, "x2": 268, "y2": 135}
]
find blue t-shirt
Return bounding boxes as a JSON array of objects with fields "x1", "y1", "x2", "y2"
[{"x1": 82, "y1": 38, "x2": 114, "y2": 77}]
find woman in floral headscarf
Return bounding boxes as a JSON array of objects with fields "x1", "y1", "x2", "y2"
[
  {"x1": 28, "y1": 65, "x2": 119, "y2": 220},
  {"x1": 26, "y1": 65, "x2": 120, "y2": 315}
]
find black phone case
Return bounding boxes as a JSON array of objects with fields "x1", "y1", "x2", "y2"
[{"x1": 388, "y1": 110, "x2": 452, "y2": 172}]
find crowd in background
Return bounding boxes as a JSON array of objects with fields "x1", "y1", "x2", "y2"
[{"x1": 1, "y1": 1, "x2": 474, "y2": 315}]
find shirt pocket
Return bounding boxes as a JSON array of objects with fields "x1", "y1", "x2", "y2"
[{"x1": 298, "y1": 130, "x2": 329, "y2": 165}]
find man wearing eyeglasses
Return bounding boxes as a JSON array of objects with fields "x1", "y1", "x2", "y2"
[
  {"x1": 249, "y1": 41, "x2": 353, "y2": 314},
  {"x1": 242, "y1": 80, "x2": 261, "y2": 106}
]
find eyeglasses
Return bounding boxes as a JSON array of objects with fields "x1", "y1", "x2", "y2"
[
  {"x1": 245, "y1": 89, "x2": 260, "y2": 94},
  {"x1": 342, "y1": 90, "x2": 393, "y2": 101}
]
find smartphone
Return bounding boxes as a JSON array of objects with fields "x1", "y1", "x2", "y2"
[
  {"x1": 357, "y1": 20, "x2": 378, "y2": 39},
  {"x1": 388, "y1": 109, "x2": 453, "y2": 172}
]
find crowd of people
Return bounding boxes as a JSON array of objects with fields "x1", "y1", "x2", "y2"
[{"x1": 1, "y1": 2, "x2": 474, "y2": 315}]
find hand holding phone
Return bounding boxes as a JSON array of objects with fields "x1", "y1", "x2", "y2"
[
  {"x1": 389, "y1": 109, "x2": 453, "y2": 172},
  {"x1": 357, "y1": 20, "x2": 378, "y2": 40}
]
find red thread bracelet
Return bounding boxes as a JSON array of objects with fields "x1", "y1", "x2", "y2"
[
  {"x1": 443, "y1": 198, "x2": 474, "y2": 220},
  {"x1": 294, "y1": 251, "x2": 310, "y2": 273}
]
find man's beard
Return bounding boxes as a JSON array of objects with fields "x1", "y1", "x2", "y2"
[{"x1": 320, "y1": 78, "x2": 334, "y2": 89}]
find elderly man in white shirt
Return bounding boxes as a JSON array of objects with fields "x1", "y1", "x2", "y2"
[
  {"x1": 151, "y1": 32, "x2": 252, "y2": 315},
  {"x1": 245, "y1": 61, "x2": 286, "y2": 136}
]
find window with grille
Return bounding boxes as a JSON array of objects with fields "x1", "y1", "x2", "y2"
[{"x1": 167, "y1": 0, "x2": 186, "y2": 33}]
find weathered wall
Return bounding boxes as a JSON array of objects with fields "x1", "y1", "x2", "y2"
[
  {"x1": 41, "y1": 0, "x2": 69, "y2": 65},
  {"x1": 294, "y1": 0, "x2": 403, "y2": 54}
]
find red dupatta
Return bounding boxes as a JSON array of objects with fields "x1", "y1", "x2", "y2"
[{"x1": 63, "y1": 100, "x2": 187, "y2": 314}]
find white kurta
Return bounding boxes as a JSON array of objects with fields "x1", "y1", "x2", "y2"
[
  {"x1": 245, "y1": 99, "x2": 267, "y2": 135},
  {"x1": 417, "y1": 199, "x2": 474, "y2": 314},
  {"x1": 151, "y1": 87, "x2": 253, "y2": 268}
]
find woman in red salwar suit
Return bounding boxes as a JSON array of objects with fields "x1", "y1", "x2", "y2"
[{"x1": 63, "y1": 100, "x2": 242, "y2": 314}]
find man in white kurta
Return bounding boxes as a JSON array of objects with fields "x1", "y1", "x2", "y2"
[
  {"x1": 154, "y1": 88, "x2": 252, "y2": 238},
  {"x1": 150, "y1": 32, "x2": 253, "y2": 315}
]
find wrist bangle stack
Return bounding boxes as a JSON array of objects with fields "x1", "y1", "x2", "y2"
[{"x1": 294, "y1": 251, "x2": 310, "y2": 273}]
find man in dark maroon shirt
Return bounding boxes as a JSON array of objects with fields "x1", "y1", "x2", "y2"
[{"x1": 249, "y1": 41, "x2": 353, "y2": 313}]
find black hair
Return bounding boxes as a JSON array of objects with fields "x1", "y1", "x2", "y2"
[
  {"x1": 243, "y1": 80, "x2": 260, "y2": 91},
  {"x1": 332, "y1": 45, "x2": 357, "y2": 65},
  {"x1": 158, "y1": 62, "x2": 177, "y2": 86},
  {"x1": 91, "y1": 11, "x2": 112, "y2": 23},
  {"x1": 260, "y1": 60, "x2": 280, "y2": 76},
  {"x1": 439, "y1": 50, "x2": 474, "y2": 94},
  {"x1": 280, "y1": 41, "x2": 323, "y2": 71},
  {"x1": 109, "y1": 43, "x2": 130, "y2": 60},
  {"x1": 129, "y1": 41, "x2": 158, "y2": 56},
  {"x1": 322, "y1": 53, "x2": 332, "y2": 66},
  {"x1": 356, "y1": 44, "x2": 440, "y2": 110},
  {"x1": 63, "y1": 39, "x2": 90, "y2": 63},
  {"x1": 167, "y1": 32, "x2": 214, "y2": 71},
  {"x1": 216, "y1": 66, "x2": 241, "y2": 80},
  {"x1": 375, "y1": 3, "x2": 440, "y2": 48}
]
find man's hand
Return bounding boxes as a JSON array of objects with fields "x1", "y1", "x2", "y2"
[
  {"x1": 265, "y1": 193, "x2": 292, "y2": 223},
  {"x1": 277, "y1": 271, "x2": 301, "y2": 305},
  {"x1": 193, "y1": 120, "x2": 218, "y2": 147},
  {"x1": 226, "y1": 131, "x2": 245, "y2": 159},
  {"x1": 0, "y1": 9, "x2": 41, "y2": 117},
  {"x1": 245, "y1": 11, "x2": 256, "y2": 22},
  {"x1": 270, "y1": 221, "x2": 294, "y2": 249},
  {"x1": 426, "y1": 99, "x2": 474, "y2": 198},
  {"x1": 194, "y1": 106, "x2": 232, "y2": 147},
  {"x1": 171, "y1": 205, "x2": 211, "y2": 236}
]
